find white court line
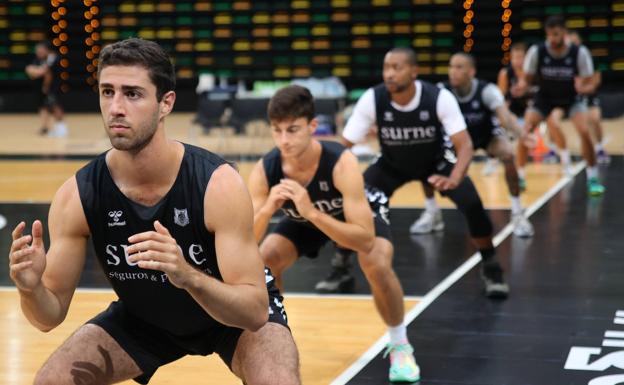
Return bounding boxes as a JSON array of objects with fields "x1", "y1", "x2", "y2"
[{"x1": 330, "y1": 161, "x2": 586, "y2": 385}]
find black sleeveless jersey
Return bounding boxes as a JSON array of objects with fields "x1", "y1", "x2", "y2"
[
  {"x1": 505, "y1": 65, "x2": 530, "y2": 116},
  {"x1": 373, "y1": 81, "x2": 450, "y2": 178},
  {"x1": 76, "y1": 143, "x2": 229, "y2": 336},
  {"x1": 444, "y1": 79, "x2": 500, "y2": 146},
  {"x1": 536, "y1": 42, "x2": 579, "y2": 104},
  {"x1": 263, "y1": 141, "x2": 346, "y2": 226}
]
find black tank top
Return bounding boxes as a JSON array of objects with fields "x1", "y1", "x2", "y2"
[
  {"x1": 263, "y1": 140, "x2": 346, "y2": 226},
  {"x1": 76, "y1": 143, "x2": 229, "y2": 335},
  {"x1": 536, "y1": 42, "x2": 579, "y2": 104},
  {"x1": 444, "y1": 79, "x2": 500, "y2": 144},
  {"x1": 505, "y1": 65, "x2": 530, "y2": 116},
  {"x1": 373, "y1": 81, "x2": 450, "y2": 178}
]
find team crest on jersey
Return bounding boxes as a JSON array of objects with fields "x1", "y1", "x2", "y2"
[
  {"x1": 383, "y1": 111, "x2": 394, "y2": 122},
  {"x1": 544, "y1": 57, "x2": 551, "y2": 64},
  {"x1": 419, "y1": 110, "x2": 430, "y2": 121},
  {"x1": 174, "y1": 208, "x2": 189, "y2": 227},
  {"x1": 471, "y1": 100, "x2": 480, "y2": 109},
  {"x1": 565, "y1": 57, "x2": 572, "y2": 65},
  {"x1": 107, "y1": 210, "x2": 126, "y2": 227},
  {"x1": 319, "y1": 181, "x2": 329, "y2": 191}
]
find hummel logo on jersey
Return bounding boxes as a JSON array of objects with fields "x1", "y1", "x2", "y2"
[
  {"x1": 471, "y1": 100, "x2": 480, "y2": 109},
  {"x1": 419, "y1": 110, "x2": 430, "y2": 121},
  {"x1": 565, "y1": 57, "x2": 572, "y2": 65},
  {"x1": 384, "y1": 111, "x2": 394, "y2": 122},
  {"x1": 174, "y1": 208, "x2": 190, "y2": 227},
  {"x1": 319, "y1": 181, "x2": 329, "y2": 191},
  {"x1": 108, "y1": 210, "x2": 126, "y2": 227}
]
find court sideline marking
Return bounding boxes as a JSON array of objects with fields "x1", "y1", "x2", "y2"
[{"x1": 330, "y1": 161, "x2": 587, "y2": 385}]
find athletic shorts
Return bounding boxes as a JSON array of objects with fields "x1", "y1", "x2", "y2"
[
  {"x1": 586, "y1": 94, "x2": 600, "y2": 108},
  {"x1": 363, "y1": 157, "x2": 493, "y2": 238},
  {"x1": 469, "y1": 127, "x2": 506, "y2": 152},
  {"x1": 87, "y1": 276, "x2": 289, "y2": 384},
  {"x1": 530, "y1": 94, "x2": 587, "y2": 119},
  {"x1": 273, "y1": 204, "x2": 392, "y2": 258}
]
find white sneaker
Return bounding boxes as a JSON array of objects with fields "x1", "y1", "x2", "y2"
[
  {"x1": 512, "y1": 212, "x2": 534, "y2": 238},
  {"x1": 49, "y1": 122, "x2": 68, "y2": 138},
  {"x1": 482, "y1": 157, "x2": 499, "y2": 176},
  {"x1": 410, "y1": 210, "x2": 444, "y2": 234},
  {"x1": 562, "y1": 163, "x2": 574, "y2": 177}
]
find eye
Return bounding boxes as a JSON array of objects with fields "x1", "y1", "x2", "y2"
[
  {"x1": 101, "y1": 88, "x2": 113, "y2": 97},
  {"x1": 126, "y1": 90, "x2": 140, "y2": 99}
]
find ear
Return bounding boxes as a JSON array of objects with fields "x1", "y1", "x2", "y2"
[
  {"x1": 308, "y1": 117, "x2": 318, "y2": 134},
  {"x1": 411, "y1": 65, "x2": 419, "y2": 80},
  {"x1": 159, "y1": 91, "x2": 176, "y2": 118}
]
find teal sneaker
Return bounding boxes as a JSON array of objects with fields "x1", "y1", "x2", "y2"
[
  {"x1": 588, "y1": 177, "x2": 605, "y2": 196},
  {"x1": 519, "y1": 177, "x2": 527, "y2": 192},
  {"x1": 384, "y1": 343, "x2": 420, "y2": 382}
]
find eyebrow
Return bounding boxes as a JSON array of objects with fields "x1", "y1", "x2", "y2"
[{"x1": 99, "y1": 83, "x2": 147, "y2": 93}]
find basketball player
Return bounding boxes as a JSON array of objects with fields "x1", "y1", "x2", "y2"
[
  {"x1": 566, "y1": 30, "x2": 610, "y2": 164},
  {"x1": 517, "y1": 15, "x2": 605, "y2": 195},
  {"x1": 341, "y1": 47, "x2": 510, "y2": 299},
  {"x1": 249, "y1": 85, "x2": 420, "y2": 383},
  {"x1": 25, "y1": 41, "x2": 68, "y2": 137},
  {"x1": 9, "y1": 38, "x2": 299, "y2": 385},
  {"x1": 411, "y1": 52, "x2": 534, "y2": 238}
]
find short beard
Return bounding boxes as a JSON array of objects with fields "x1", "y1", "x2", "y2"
[
  {"x1": 108, "y1": 113, "x2": 159, "y2": 153},
  {"x1": 386, "y1": 81, "x2": 410, "y2": 94}
]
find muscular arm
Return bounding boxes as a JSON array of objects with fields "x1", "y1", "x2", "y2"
[
  {"x1": 16, "y1": 177, "x2": 89, "y2": 332},
  {"x1": 341, "y1": 88, "x2": 376, "y2": 148},
  {"x1": 305, "y1": 151, "x2": 375, "y2": 254},
  {"x1": 248, "y1": 160, "x2": 274, "y2": 242},
  {"x1": 186, "y1": 164, "x2": 268, "y2": 331},
  {"x1": 248, "y1": 160, "x2": 290, "y2": 242},
  {"x1": 448, "y1": 130, "x2": 474, "y2": 183},
  {"x1": 497, "y1": 68, "x2": 509, "y2": 96}
]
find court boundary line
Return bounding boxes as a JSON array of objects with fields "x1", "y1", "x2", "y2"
[{"x1": 329, "y1": 161, "x2": 586, "y2": 385}]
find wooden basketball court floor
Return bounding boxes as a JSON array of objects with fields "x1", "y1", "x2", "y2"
[{"x1": 0, "y1": 114, "x2": 622, "y2": 384}]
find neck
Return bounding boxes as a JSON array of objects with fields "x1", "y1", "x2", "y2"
[
  {"x1": 282, "y1": 140, "x2": 321, "y2": 172},
  {"x1": 455, "y1": 80, "x2": 473, "y2": 97},
  {"x1": 108, "y1": 127, "x2": 182, "y2": 186},
  {"x1": 390, "y1": 81, "x2": 417, "y2": 106}
]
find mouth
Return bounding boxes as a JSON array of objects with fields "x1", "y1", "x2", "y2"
[{"x1": 109, "y1": 124, "x2": 130, "y2": 134}]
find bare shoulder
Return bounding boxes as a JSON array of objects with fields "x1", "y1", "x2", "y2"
[
  {"x1": 49, "y1": 176, "x2": 90, "y2": 237},
  {"x1": 204, "y1": 163, "x2": 253, "y2": 231},
  {"x1": 334, "y1": 149, "x2": 360, "y2": 175},
  {"x1": 333, "y1": 149, "x2": 365, "y2": 192}
]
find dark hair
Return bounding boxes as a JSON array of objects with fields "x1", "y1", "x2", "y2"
[
  {"x1": 267, "y1": 85, "x2": 315, "y2": 122},
  {"x1": 452, "y1": 51, "x2": 476, "y2": 69},
  {"x1": 510, "y1": 42, "x2": 527, "y2": 52},
  {"x1": 388, "y1": 47, "x2": 418, "y2": 66},
  {"x1": 36, "y1": 41, "x2": 52, "y2": 51},
  {"x1": 545, "y1": 15, "x2": 566, "y2": 30},
  {"x1": 97, "y1": 38, "x2": 175, "y2": 101}
]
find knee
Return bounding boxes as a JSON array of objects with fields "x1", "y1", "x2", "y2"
[
  {"x1": 247, "y1": 370, "x2": 300, "y2": 385},
  {"x1": 500, "y1": 152, "x2": 514, "y2": 164},
  {"x1": 359, "y1": 252, "x2": 392, "y2": 284},
  {"x1": 33, "y1": 364, "x2": 61, "y2": 385},
  {"x1": 259, "y1": 244, "x2": 286, "y2": 273}
]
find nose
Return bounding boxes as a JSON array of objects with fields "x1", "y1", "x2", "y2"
[
  {"x1": 109, "y1": 93, "x2": 126, "y2": 117},
  {"x1": 278, "y1": 131, "x2": 290, "y2": 147}
]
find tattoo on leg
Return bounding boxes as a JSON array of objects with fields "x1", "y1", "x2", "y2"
[{"x1": 70, "y1": 345, "x2": 114, "y2": 385}]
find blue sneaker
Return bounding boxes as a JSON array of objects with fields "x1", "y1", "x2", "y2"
[{"x1": 384, "y1": 343, "x2": 420, "y2": 382}]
